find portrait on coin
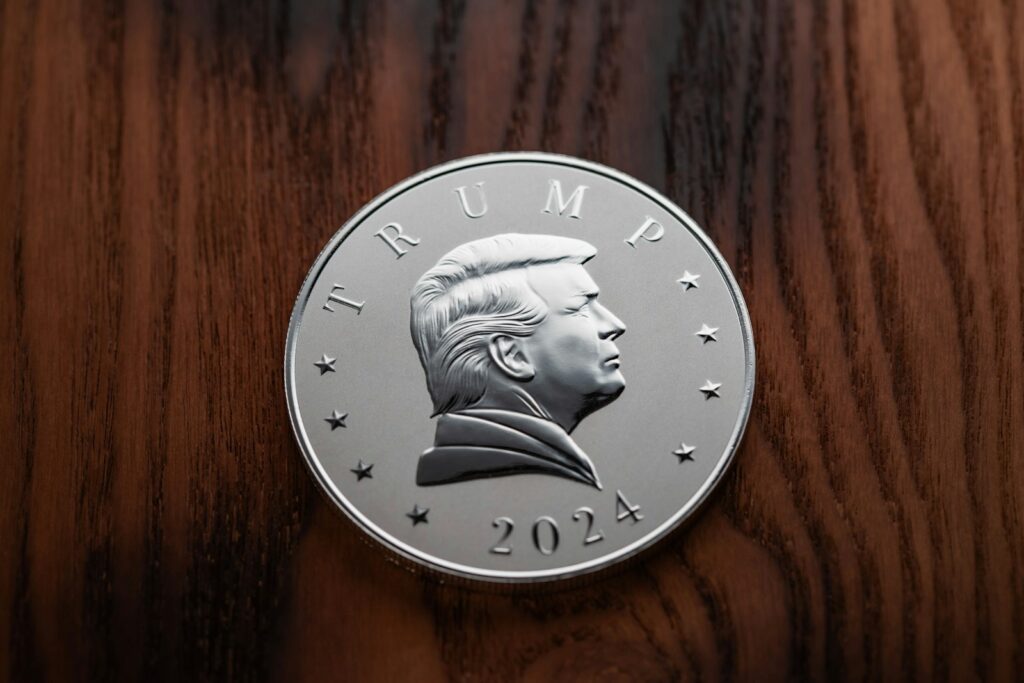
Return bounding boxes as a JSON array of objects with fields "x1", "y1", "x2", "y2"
[{"x1": 409, "y1": 233, "x2": 626, "y2": 489}]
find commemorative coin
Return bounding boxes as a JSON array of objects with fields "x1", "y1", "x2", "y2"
[{"x1": 284, "y1": 152, "x2": 754, "y2": 582}]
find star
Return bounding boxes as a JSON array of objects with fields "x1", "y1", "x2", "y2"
[
  {"x1": 325, "y1": 410, "x2": 348, "y2": 430},
  {"x1": 673, "y1": 443, "x2": 696, "y2": 462},
  {"x1": 678, "y1": 271, "x2": 701, "y2": 291},
  {"x1": 407, "y1": 504, "x2": 429, "y2": 526},
  {"x1": 350, "y1": 460, "x2": 373, "y2": 480},
  {"x1": 314, "y1": 354, "x2": 337, "y2": 375},
  {"x1": 696, "y1": 324, "x2": 719, "y2": 343},
  {"x1": 699, "y1": 380, "x2": 722, "y2": 399}
]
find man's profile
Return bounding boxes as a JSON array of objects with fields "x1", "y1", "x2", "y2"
[{"x1": 410, "y1": 233, "x2": 626, "y2": 489}]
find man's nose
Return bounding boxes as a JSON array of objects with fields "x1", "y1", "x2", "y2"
[{"x1": 595, "y1": 302, "x2": 626, "y2": 340}]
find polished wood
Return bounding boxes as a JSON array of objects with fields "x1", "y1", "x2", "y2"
[{"x1": 2, "y1": 0, "x2": 1022, "y2": 680}]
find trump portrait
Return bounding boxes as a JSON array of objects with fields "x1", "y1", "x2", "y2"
[{"x1": 410, "y1": 233, "x2": 626, "y2": 489}]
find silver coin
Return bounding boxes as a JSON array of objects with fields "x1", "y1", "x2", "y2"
[{"x1": 284, "y1": 152, "x2": 754, "y2": 583}]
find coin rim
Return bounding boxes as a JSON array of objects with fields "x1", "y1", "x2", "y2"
[{"x1": 284, "y1": 152, "x2": 755, "y2": 583}]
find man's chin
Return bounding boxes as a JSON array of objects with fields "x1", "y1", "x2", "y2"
[{"x1": 596, "y1": 374, "x2": 626, "y2": 401}]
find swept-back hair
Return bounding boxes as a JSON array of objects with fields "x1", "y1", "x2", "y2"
[{"x1": 410, "y1": 233, "x2": 596, "y2": 415}]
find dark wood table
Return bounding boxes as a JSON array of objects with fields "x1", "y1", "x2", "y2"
[{"x1": 3, "y1": 0, "x2": 1022, "y2": 680}]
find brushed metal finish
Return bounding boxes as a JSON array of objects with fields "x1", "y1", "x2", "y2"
[{"x1": 284, "y1": 152, "x2": 755, "y2": 583}]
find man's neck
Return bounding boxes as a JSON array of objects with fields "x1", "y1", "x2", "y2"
[{"x1": 470, "y1": 384, "x2": 580, "y2": 434}]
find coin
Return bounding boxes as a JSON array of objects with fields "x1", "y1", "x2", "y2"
[{"x1": 284, "y1": 152, "x2": 754, "y2": 583}]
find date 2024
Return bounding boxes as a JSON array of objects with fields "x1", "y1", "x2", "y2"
[{"x1": 489, "y1": 490, "x2": 644, "y2": 556}]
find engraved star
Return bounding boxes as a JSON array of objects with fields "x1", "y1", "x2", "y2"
[
  {"x1": 699, "y1": 380, "x2": 722, "y2": 399},
  {"x1": 678, "y1": 271, "x2": 701, "y2": 291},
  {"x1": 325, "y1": 410, "x2": 348, "y2": 430},
  {"x1": 673, "y1": 443, "x2": 696, "y2": 462},
  {"x1": 350, "y1": 460, "x2": 373, "y2": 480},
  {"x1": 695, "y1": 324, "x2": 719, "y2": 344},
  {"x1": 407, "y1": 504, "x2": 429, "y2": 526},
  {"x1": 314, "y1": 354, "x2": 337, "y2": 375}
]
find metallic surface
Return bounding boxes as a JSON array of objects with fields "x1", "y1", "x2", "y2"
[{"x1": 284, "y1": 153, "x2": 755, "y2": 582}]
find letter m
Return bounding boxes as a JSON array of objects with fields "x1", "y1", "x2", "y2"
[{"x1": 542, "y1": 180, "x2": 587, "y2": 219}]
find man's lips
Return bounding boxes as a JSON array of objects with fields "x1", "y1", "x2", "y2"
[{"x1": 603, "y1": 353, "x2": 621, "y2": 368}]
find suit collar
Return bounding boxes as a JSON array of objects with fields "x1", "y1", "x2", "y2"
[{"x1": 416, "y1": 408, "x2": 601, "y2": 489}]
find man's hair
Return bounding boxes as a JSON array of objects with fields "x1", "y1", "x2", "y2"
[{"x1": 410, "y1": 233, "x2": 596, "y2": 416}]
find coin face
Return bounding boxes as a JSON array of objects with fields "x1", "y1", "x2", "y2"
[{"x1": 285, "y1": 153, "x2": 754, "y2": 583}]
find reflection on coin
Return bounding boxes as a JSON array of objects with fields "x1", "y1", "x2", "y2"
[{"x1": 284, "y1": 153, "x2": 754, "y2": 583}]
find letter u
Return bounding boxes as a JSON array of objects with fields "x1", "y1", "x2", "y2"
[{"x1": 454, "y1": 182, "x2": 488, "y2": 218}]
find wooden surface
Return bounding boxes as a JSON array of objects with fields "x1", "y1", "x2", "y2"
[{"x1": 2, "y1": 0, "x2": 1023, "y2": 680}]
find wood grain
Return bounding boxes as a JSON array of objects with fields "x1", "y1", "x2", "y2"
[{"x1": 2, "y1": 0, "x2": 1022, "y2": 680}]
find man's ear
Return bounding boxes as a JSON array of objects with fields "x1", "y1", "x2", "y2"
[{"x1": 487, "y1": 335, "x2": 535, "y2": 381}]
